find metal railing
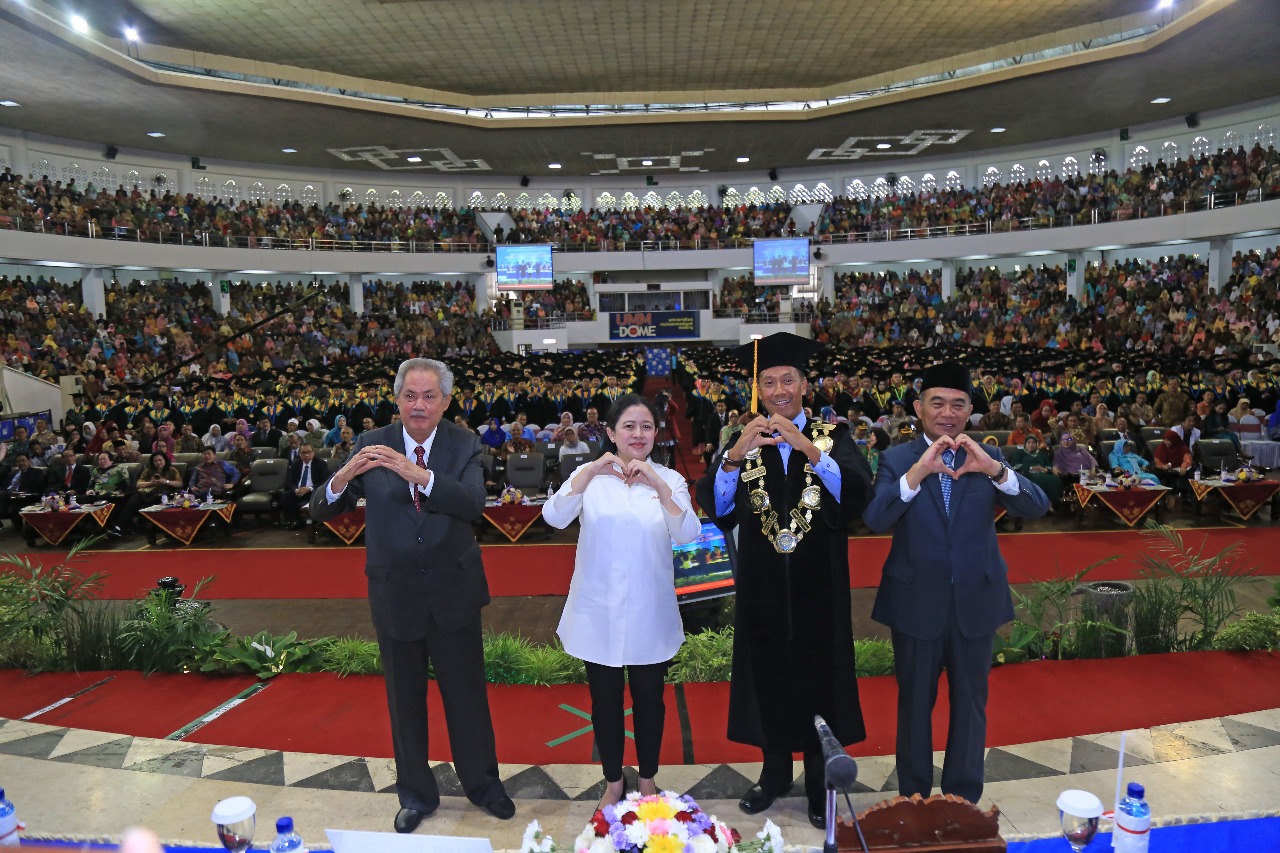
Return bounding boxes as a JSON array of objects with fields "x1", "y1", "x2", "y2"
[{"x1": 0, "y1": 187, "x2": 1274, "y2": 255}]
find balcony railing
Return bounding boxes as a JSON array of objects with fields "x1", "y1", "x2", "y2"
[{"x1": 0, "y1": 187, "x2": 1274, "y2": 255}]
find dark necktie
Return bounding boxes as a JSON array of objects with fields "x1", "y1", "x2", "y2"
[
  {"x1": 300, "y1": 463, "x2": 310, "y2": 489},
  {"x1": 66, "y1": 467, "x2": 74, "y2": 487},
  {"x1": 412, "y1": 446, "x2": 427, "y2": 511},
  {"x1": 940, "y1": 449, "x2": 956, "y2": 514}
]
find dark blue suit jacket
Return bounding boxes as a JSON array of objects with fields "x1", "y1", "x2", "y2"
[{"x1": 863, "y1": 437, "x2": 1050, "y2": 640}]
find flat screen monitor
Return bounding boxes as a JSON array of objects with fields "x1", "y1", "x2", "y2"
[
  {"x1": 674, "y1": 521, "x2": 736, "y2": 605},
  {"x1": 752, "y1": 237, "x2": 810, "y2": 286},
  {"x1": 495, "y1": 244, "x2": 554, "y2": 290}
]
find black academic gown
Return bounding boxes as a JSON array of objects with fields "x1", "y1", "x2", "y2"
[{"x1": 696, "y1": 420, "x2": 872, "y2": 753}]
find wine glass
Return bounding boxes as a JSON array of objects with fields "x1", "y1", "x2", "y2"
[
  {"x1": 211, "y1": 796, "x2": 256, "y2": 853},
  {"x1": 1056, "y1": 789, "x2": 1102, "y2": 852}
]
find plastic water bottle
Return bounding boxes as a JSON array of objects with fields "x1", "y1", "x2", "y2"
[
  {"x1": 1113, "y1": 782, "x2": 1150, "y2": 852},
  {"x1": 268, "y1": 816, "x2": 306, "y2": 853},
  {"x1": 0, "y1": 788, "x2": 20, "y2": 847}
]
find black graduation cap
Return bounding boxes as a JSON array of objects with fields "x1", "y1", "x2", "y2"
[{"x1": 731, "y1": 332, "x2": 825, "y2": 414}]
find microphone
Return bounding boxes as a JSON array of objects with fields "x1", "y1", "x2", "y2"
[{"x1": 814, "y1": 715, "x2": 858, "y2": 791}]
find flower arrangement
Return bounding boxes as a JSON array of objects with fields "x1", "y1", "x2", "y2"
[
  {"x1": 169, "y1": 491, "x2": 202, "y2": 509},
  {"x1": 520, "y1": 793, "x2": 784, "y2": 853},
  {"x1": 40, "y1": 492, "x2": 67, "y2": 511},
  {"x1": 500, "y1": 484, "x2": 527, "y2": 505},
  {"x1": 1235, "y1": 464, "x2": 1262, "y2": 483},
  {"x1": 1115, "y1": 472, "x2": 1141, "y2": 489}
]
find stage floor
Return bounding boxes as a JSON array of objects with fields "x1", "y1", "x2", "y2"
[{"x1": 4, "y1": 708, "x2": 1280, "y2": 849}]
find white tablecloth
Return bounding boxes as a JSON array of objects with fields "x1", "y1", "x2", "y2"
[{"x1": 1244, "y1": 440, "x2": 1280, "y2": 468}]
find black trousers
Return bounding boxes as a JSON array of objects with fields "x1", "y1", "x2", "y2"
[
  {"x1": 583, "y1": 659, "x2": 670, "y2": 782},
  {"x1": 890, "y1": 589, "x2": 994, "y2": 804},
  {"x1": 759, "y1": 747, "x2": 827, "y2": 809},
  {"x1": 375, "y1": 614, "x2": 505, "y2": 813}
]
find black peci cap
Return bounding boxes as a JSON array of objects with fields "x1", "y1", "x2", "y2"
[
  {"x1": 920, "y1": 362, "x2": 973, "y2": 396},
  {"x1": 731, "y1": 332, "x2": 825, "y2": 377}
]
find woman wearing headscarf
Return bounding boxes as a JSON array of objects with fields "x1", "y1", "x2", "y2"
[
  {"x1": 153, "y1": 423, "x2": 176, "y2": 460},
  {"x1": 1008, "y1": 434, "x2": 1063, "y2": 504},
  {"x1": 233, "y1": 418, "x2": 252, "y2": 444},
  {"x1": 480, "y1": 417, "x2": 506, "y2": 455},
  {"x1": 304, "y1": 419, "x2": 327, "y2": 450},
  {"x1": 324, "y1": 415, "x2": 348, "y2": 447},
  {"x1": 1108, "y1": 437, "x2": 1160, "y2": 486},
  {"x1": 1052, "y1": 432, "x2": 1097, "y2": 476},
  {"x1": 201, "y1": 423, "x2": 229, "y2": 452},
  {"x1": 86, "y1": 421, "x2": 110, "y2": 456},
  {"x1": 1153, "y1": 430, "x2": 1194, "y2": 500}
]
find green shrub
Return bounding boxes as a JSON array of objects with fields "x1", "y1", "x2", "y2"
[
  {"x1": 0, "y1": 540, "x2": 109, "y2": 672},
  {"x1": 118, "y1": 578, "x2": 229, "y2": 675},
  {"x1": 1211, "y1": 611, "x2": 1280, "y2": 652},
  {"x1": 854, "y1": 638, "x2": 894, "y2": 676},
  {"x1": 522, "y1": 641, "x2": 587, "y2": 686},
  {"x1": 59, "y1": 603, "x2": 131, "y2": 671},
  {"x1": 668, "y1": 627, "x2": 734, "y2": 683},
  {"x1": 482, "y1": 632, "x2": 535, "y2": 683},
  {"x1": 1267, "y1": 580, "x2": 1280, "y2": 611},
  {"x1": 321, "y1": 636, "x2": 383, "y2": 676},
  {"x1": 202, "y1": 631, "x2": 330, "y2": 678}
]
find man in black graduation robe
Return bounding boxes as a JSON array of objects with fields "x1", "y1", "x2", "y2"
[{"x1": 695, "y1": 332, "x2": 872, "y2": 829}]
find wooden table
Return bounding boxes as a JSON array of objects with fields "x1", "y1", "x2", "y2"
[
  {"x1": 19, "y1": 502, "x2": 115, "y2": 546},
  {"x1": 1074, "y1": 482, "x2": 1170, "y2": 528},
  {"x1": 139, "y1": 502, "x2": 236, "y2": 545},
  {"x1": 482, "y1": 501, "x2": 545, "y2": 542},
  {"x1": 1188, "y1": 478, "x2": 1280, "y2": 521}
]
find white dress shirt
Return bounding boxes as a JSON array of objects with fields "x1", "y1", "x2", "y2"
[
  {"x1": 542, "y1": 460, "x2": 702, "y2": 667},
  {"x1": 326, "y1": 426, "x2": 438, "y2": 503}
]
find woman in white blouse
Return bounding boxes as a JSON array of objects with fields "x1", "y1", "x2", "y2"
[{"x1": 541, "y1": 393, "x2": 701, "y2": 806}]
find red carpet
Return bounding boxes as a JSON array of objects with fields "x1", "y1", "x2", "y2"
[
  {"x1": 18, "y1": 671, "x2": 261, "y2": 739},
  {"x1": 8, "y1": 652, "x2": 1277, "y2": 763},
  {"x1": 26, "y1": 524, "x2": 1275, "y2": 601}
]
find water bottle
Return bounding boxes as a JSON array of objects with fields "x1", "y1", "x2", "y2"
[
  {"x1": 1113, "y1": 782, "x2": 1150, "y2": 852},
  {"x1": 206, "y1": 487, "x2": 214, "y2": 505},
  {"x1": 268, "y1": 816, "x2": 306, "y2": 853},
  {"x1": 0, "y1": 788, "x2": 20, "y2": 847}
]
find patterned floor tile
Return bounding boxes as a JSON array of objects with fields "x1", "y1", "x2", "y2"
[
  {"x1": 365, "y1": 757, "x2": 397, "y2": 794},
  {"x1": 127, "y1": 746, "x2": 208, "y2": 777},
  {"x1": 1219, "y1": 717, "x2": 1280, "y2": 752},
  {"x1": 879, "y1": 765, "x2": 942, "y2": 795},
  {"x1": 1148, "y1": 729, "x2": 1230, "y2": 763},
  {"x1": 0, "y1": 721, "x2": 61, "y2": 746},
  {"x1": 1069, "y1": 737, "x2": 1148, "y2": 775},
  {"x1": 504, "y1": 765, "x2": 569, "y2": 800},
  {"x1": 1000, "y1": 739, "x2": 1073, "y2": 774},
  {"x1": 292, "y1": 758, "x2": 376, "y2": 792},
  {"x1": 281, "y1": 751, "x2": 356, "y2": 787},
  {"x1": 1153, "y1": 718, "x2": 1236, "y2": 754},
  {"x1": 0, "y1": 728, "x2": 68, "y2": 760},
  {"x1": 199, "y1": 746, "x2": 273, "y2": 777},
  {"x1": 982, "y1": 748, "x2": 1064, "y2": 783},
  {"x1": 1082, "y1": 729, "x2": 1157, "y2": 765},
  {"x1": 1225, "y1": 709, "x2": 1280, "y2": 733},
  {"x1": 47, "y1": 729, "x2": 129, "y2": 760},
  {"x1": 684, "y1": 764, "x2": 755, "y2": 801},
  {"x1": 203, "y1": 750, "x2": 286, "y2": 785},
  {"x1": 50, "y1": 736, "x2": 134, "y2": 769},
  {"x1": 431, "y1": 762, "x2": 466, "y2": 797}
]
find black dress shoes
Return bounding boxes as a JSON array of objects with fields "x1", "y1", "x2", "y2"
[
  {"x1": 394, "y1": 806, "x2": 434, "y2": 833},
  {"x1": 481, "y1": 795, "x2": 516, "y2": 820},
  {"x1": 738, "y1": 781, "x2": 792, "y2": 815},
  {"x1": 808, "y1": 801, "x2": 826, "y2": 829}
]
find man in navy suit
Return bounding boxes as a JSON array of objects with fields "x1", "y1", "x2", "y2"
[{"x1": 863, "y1": 362, "x2": 1049, "y2": 804}]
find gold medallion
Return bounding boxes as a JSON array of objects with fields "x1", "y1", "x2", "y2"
[
  {"x1": 775, "y1": 530, "x2": 798, "y2": 553},
  {"x1": 814, "y1": 435, "x2": 833, "y2": 453},
  {"x1": 800, "y1": 485, "x2": 822, "y2": 509},
  {"x1": 744, "y1": 447, "x2": 761, "y2": 460},
  {"x1": 749, "y1": 489, "x2": 771, "y2": 512}
]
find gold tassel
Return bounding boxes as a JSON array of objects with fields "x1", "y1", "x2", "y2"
[{"x1": 750, "y1": 338, "x2": 759, "y2": 415}]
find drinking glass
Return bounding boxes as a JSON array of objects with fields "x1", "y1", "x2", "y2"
[
  {"x1": 211, "y1": 796, "x2": 256, "y2": 853},
  {"x1": 1056, "y1": 789, "x2": 1102, "y2": 852}
]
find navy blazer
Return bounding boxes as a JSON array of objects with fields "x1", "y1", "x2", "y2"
[
  {"x1": 863, "y1": 437, "x2": 1050, "y2": 640},
  {"x1": 309, "y1": 421, "x2": 489, "y2": 640}
]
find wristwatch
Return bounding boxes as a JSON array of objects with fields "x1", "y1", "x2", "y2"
[
  {"x1": 988, "y1": 460, "x2": 1011, "y2": 484},
  {"x1": 720, "y1": 455, "x2": 743, "y2": 471}
]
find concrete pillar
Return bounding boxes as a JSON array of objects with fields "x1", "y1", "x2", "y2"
[
  {"x1": 1066, "y1": 252, "x2": 1084, "y2": 302},
  {"x1": 940, "y1": 261, "x2": 955, "y2": 300},
  {"x1": 818, "y1": 264, "x2": 835, "y2": 306},
  {"x1": 1207, "y1": 237, "x2": 1233, "y2": 293},
  {"x1": 80, "y1": 268, "x2": 106, "y2": 320},
  {"x1": 211, "y1": 276, "x2": 231, "y2": 315},
  {"x1": 475, "y1": 272, "x2": 493, "y2": 312},
  {"x1": 348, "y1": 274, "x2": 365, "y2": 316}
]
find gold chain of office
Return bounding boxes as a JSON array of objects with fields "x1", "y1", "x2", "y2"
[{"x1": 742, "y1": 422, "x2": 835, "y2": 554}]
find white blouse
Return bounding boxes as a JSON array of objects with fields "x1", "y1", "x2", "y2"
[{"x1": 541, "y1": 460, "x2": 702, "y2": 667}]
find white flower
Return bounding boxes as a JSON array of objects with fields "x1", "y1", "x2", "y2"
[
  {"x1": 588, "y1": 838, "x2": 613, "y2": 853},
  {"x1": 521, "y1": 820, "x2": 554, "y2": 853},
  {"x1": 690, "y1": 834, "x2": 718, "y2": 853},
  {"x1": 623, "y1": 821, "x2": 650, "y2": 847},
  {"x1": 758, "y1": 819, "x2": 784, "y2": 853},
  {"x1": 573, "y1": 827, "x2": 596, "y2": 853}
]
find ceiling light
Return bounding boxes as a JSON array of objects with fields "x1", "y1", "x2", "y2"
[
  {"x1": 1157, "y1": 0, "x2": 1173, "y2": 9},
  {"x1": 406, "y1": 156, "x2": 422, "y2": 163},
  {"x1": 146, "y1": 131, "x2": 165, "y2": 138},
  {"x1": 1150, "y1": 97, "x2": 1172, "y2": 104},
  {"x1": 281, "y1": 148, "x2": 297, "y2": 153},
  {"x1": 70, "y1": 13, "x2": 89, "y2": 34},
  {"x1": 641, "y1": 160, "x2": 653, "y2": 166},
  {"x1": 736, "y1": 156, "x2": 750, "y2": 163},
  {"x1": 876, "y1": 143, "x2": 892, "y2": 149},
  {"x1": 990, "y1": 127, "x2": 1007, "y2": 133},
  {"x1": 0, "y1": 101, "x2": 19, "y2": 108},
  {"x1": 123, "y1": 26, "x2": 138, "y2": 41},
  {"x1": 547, "y1": 163, "x2": 561, "y2": 169}
]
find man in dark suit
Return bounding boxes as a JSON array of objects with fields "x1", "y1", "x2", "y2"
[
  {"x1": 281, "y1": 443, "x2": 328, "y2": 530},
  {"x1": 47, "y1": 449, "x2": 93, "y2": 498},
  {"x1": 251, "y1": 417, "x2": 283, "y2": 450},
  {"x1": 2, "y1": 452, "x2": 47, "y2": 529},
  {"x1": 695, "y1": 333, "x2": 873, "y2": 829},
  {"x1": 863, "y1": 362, "x2": 1050, "y2": 805},
  {"x1": 310, "y1": 357, "x2": 514, "y2": 832}
]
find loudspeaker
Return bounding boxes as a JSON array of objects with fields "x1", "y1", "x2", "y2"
[
  {"x1": 191, "y1": 156, "x2": 207, "y2": 171},
  {"x1": 813, "y1": 247, "x2": 824, "y2": 260},
  {"x1": 520, "y1": 176, "x2": 530, "y2": 187},
  {"x1": 768, "y1": 169, "x2": 778, "y2": 181},
  {"x1": 484, "y1": 256, "x2": 495, "y2": 268},
  {"x1": 104, "y1": 144, "x2": 119, "y2": 161},
  {"x1": 1120, "y1": 128, "x2": 1130, "y2": 141},
  {"x1": 645, "y1": 175, "x2": 657, "y2": 186},
  {"x1": 1185, "y1": 113, "x2": 1200, "y2": 129}
]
